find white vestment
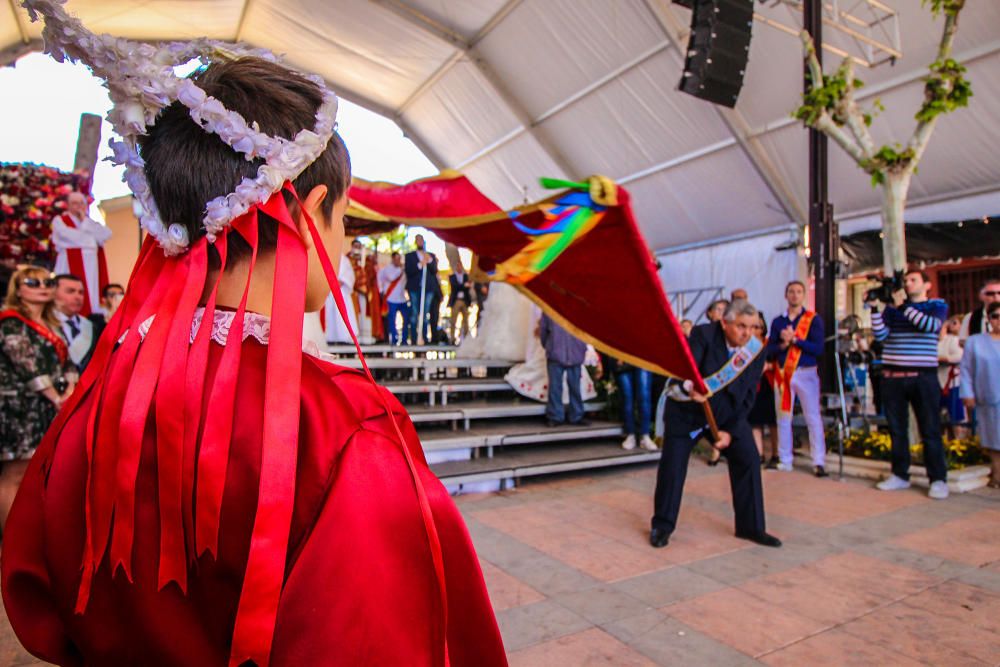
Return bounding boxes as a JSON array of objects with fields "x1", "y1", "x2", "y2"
[
  {"x1": 325, "y1": 255, "x2": 359, "y2": 344},
  {"x1": 52, "y1": 212, "x2": 112, "y2": 313}
]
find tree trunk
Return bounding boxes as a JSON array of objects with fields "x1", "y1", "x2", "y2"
[{"x1": 880, "y1": 172, "x2": 911, "y2": 275}]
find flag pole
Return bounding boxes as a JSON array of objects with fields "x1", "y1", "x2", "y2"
[{"x1": 702, "y1": 402, "x2": 721, "y2": 444}]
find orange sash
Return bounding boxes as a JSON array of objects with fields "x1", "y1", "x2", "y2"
[{"x1": 774, "y1": 310, "x2": 815, "y2": 416}]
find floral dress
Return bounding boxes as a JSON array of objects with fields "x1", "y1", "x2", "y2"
[{"x1": 0, "y1": 313, "x2": 77, "y2": 460}]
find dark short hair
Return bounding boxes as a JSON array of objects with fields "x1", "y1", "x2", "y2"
[
  {"x1": 102, "y1": 283, "x2": 125, "y2": 298},
  {"x1": 55, "y1": 273, "x2": 83, "y2": 287},
  {"x1": 785, "y1": 280, "x2": 806, "y2": 293},
  {"x1": 981, "y1": 277, "x2": 1000, "y2": 289},
  {"x1": 391, "y1": 251, "x2": 401, "y2": 258},
  {"x1": 706, "y1": 299, "x2": 729, "y2": 316},
  {"x1": 139, "y1": 57, "x2": 352, "y2": 269},
  {"x1": 987, "y1": 301, "x2": 1000, "y2": 316},
  {"x1": 905, "y1": 269, "x2": 931, "y2": 283}
]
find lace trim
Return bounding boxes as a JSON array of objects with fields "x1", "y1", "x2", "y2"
[{"x1": 121, "y1": 308, "x2": 271, "y2": 346}]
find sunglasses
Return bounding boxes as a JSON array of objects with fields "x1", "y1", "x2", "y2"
[
  {"x1": 984, "y1": 291, "x2": 1000, "y2": 297},
  {"x1": 989, "y1": 312, "x2": 1000, "y2": 320},
  {"x1": 20, "y1": 277, "x2": 57, "y2": 288}
]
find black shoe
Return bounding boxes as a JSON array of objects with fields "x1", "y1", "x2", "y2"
[
  {"x1": 735, "y1": 531, "x2": 782, "y2": 548},
  {"x1": 570, "y1": 418, "x2": 592, "y2": 427},
  {"x1": 649, "y1": 528, "x2": 670, "y2": 548},
  {"x1": 545, "y1": 419, "x2": 564, "y2": 428},
  {"x1": 765, "y1": 457, "x2": 779, "y2": 470},
  {"x1": 814, "y1": 465, "x2": 828, "y2": 478}
]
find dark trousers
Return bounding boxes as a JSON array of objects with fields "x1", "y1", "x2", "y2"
[
  {"x1": 546, "y1": 361, "x2": 584, "y2": 424},
  {"x1": 882, "y1": 371, "x2": 948, "y2": 483},
  {"x1": 652, "y1": 424, "x2": 766, "y2": 536}
]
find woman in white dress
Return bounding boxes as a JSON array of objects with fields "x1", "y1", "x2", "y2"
[{"x1": 325, "y1": 254, "x2": 359, "y2": 344}]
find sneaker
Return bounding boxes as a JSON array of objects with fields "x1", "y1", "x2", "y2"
[
  {"x1": 776, "y1": 462, "x2": 794, "y2": 472},
  {"x1": 621, "y1": 434, "x2": 637, "y2": 450},
  {"x1": 639, "y1": 435, "x2": 658, "y2": 451},
  {"x1": 876, "y1": 474, "x2": 911, "y2": 491},
  {"x1": 928, "y1": 480, "x2": 950, "y2": 500}
]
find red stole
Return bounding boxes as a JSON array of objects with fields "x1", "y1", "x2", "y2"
[
  {"x1": 774, "y1": 310, "x2": 815, "y2": 416},
  {"x1": 0, "y1": 309, "x2": 68, "y2": 364},
  {"x1": 60, "y1": 214, "x2": 110, "y2": 317}
]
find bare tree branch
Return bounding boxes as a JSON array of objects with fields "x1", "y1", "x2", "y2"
[
  {"x1": 815, "y1": 113, "x2": 867, "y2": 164},
  {"x1": 800, "y1": 31, "x2": 824, "y2": 93},
  {"x1": 907, "y1": 7, "x2": 962, "y2": 167},
  {"x1": 839, "y1": 59, "x2": 877, "y2": 158}
]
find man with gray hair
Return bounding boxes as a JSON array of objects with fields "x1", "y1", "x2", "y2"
[
  {"x1": 651, "y1": 300, "x2": 781, "y2": 549},
  {"x1": 51, "y1": 191, "x2": 112, "y2": 317}
]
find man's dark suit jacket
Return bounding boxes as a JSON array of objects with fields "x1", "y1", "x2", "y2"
[
  {"x1": 665, "y1": 321, "x2": 765, "y2": 439},
  {"x1": 448, "y1": 273, "x2": 471, "y2": 307},
  {"x1": 404, "y1": 250, "x2": 438, "y2": 293},
  {"x1": 76, "y1": 313, "x2": 106, "y2": 371}
]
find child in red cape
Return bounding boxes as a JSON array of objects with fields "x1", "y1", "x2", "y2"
[{"x1": 1, "y1": 52, "x2": 507, "y2": 667}]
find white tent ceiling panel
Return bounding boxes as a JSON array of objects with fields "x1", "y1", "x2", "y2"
[
  {"x1": 734, "y1": 1, "x2": 1000, "y2": 133},
  {"x1": 626, "y1": 145, "x2": 785, "y2": 250},
  {"x1": 241, "y1": 0, "x2": 454, "y2": 110},
  {"x1": 755, "y1": 51, "x2": 1000, "y2": 225},
  {"x1": 462, "y1": 131, "x2": 568, "y2": 209},
  {"x1": 537, "y1": 51, "x2": 732, "y2": 179},
  {"x1": 18, "y1": 1, "x2": 242, "y2": 41},
  {"x1": 402, "y1": 59, "x2": 521, "y2": 167},
  {"x1": 403, "y1": 0, "x2": 509, "y2": 41},
  {"x1": 4, "y1": 0, "x2": 999, "y2": 253},
  {"x1": 475, "y1": 0, "x2": 665, "y2": 120}
]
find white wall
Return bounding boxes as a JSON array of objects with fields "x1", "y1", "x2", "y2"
[{"x1": 658, "y1": 230, "x2": 801, "y2": 325}]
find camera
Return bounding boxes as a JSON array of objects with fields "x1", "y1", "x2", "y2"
[{"x1": 864, "y1": 271, "x2": 903, "y2": 304}]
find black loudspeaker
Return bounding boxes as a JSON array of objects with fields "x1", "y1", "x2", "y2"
[{"x1": 677, "y1": 0, "x2": 753, "y2": 108}]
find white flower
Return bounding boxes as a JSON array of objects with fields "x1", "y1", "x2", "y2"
[
  {"x1": 177, "y1": 80, "x2": 207, "y2": 110},
  {"x1": 118, "y1": 101, "x2": 147, "y2": 135},
  {"x1": 167, "y1": 223, "x2": 189, "y2": 247},
  {"x1": 259, "y1": 165, "x2": 287, "y2": 192},
  {"x1": 144, "y1": 215, "x2": 164, "y2": 238}
]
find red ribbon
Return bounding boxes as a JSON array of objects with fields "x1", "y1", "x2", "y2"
[
  {"x1": 154, "y1": 241, "x2": 208, "y2": 592},
  {"x1": 196, "y1": 214, "x2": 259, "y2": 559}
]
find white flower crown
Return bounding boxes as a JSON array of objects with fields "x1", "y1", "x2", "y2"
[{"x1": 22, "y1": 0, "x2": 338, "y2": 255}]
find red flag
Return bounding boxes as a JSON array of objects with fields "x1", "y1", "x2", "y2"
[{"x1": 348, "y1": 172, "x2": 707, "y2": 392}]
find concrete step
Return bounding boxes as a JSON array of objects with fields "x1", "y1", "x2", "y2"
[
  {"x1": 406, "y1": 399, "x2": 605, "y2": 425},
  {"x1": 418, "y1": 418, "x2": 625, "y2": 452},
  {"x1": 326, "y1": 343, "x2": 458, "y2": 356},
  {"x1": 430, "y1": 440, "x2": 660, "y2": 487}
]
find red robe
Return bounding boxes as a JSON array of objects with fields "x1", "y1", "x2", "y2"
[{"x1": 2, "y1": 339, "x2": 507, "y2": 666}]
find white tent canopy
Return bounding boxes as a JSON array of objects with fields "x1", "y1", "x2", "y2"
[{"x1": 4, "y1": 0, "x2": 1000, "y2": 256}]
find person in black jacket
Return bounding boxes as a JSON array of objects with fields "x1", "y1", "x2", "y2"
[
  {"x1": 403, "y1": 234, "x2": 438, "y2": 344},
  {"x1": 650, "y1": 300, "x2": 781, "y2": 549}
]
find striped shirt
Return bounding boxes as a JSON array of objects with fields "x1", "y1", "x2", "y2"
[{"x1": 871, "y1": 299, "x2": 948, "y2": 370}]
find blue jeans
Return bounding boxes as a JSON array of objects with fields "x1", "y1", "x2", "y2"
[
  {"x1": 546, "y1": 361, "x2": 584, "y2": 424},
  {"x1": 617, "y1": 368, "x2": 651, "y2": 436},
  {"x1": 386, "y1": 301, "x2": 409, "y2": 345},
  {"x1": 407, "y1": 289, "x2": 430, "y2": 344}
]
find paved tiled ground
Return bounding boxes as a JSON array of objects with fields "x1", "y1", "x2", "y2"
[{"x1": 1, "y1": 460, "x2": 998, "y2": 665}]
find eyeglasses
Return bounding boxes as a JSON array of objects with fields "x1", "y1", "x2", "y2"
[{"x1": 20, "y1": 277, "x2": 57, "y2": 288}]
